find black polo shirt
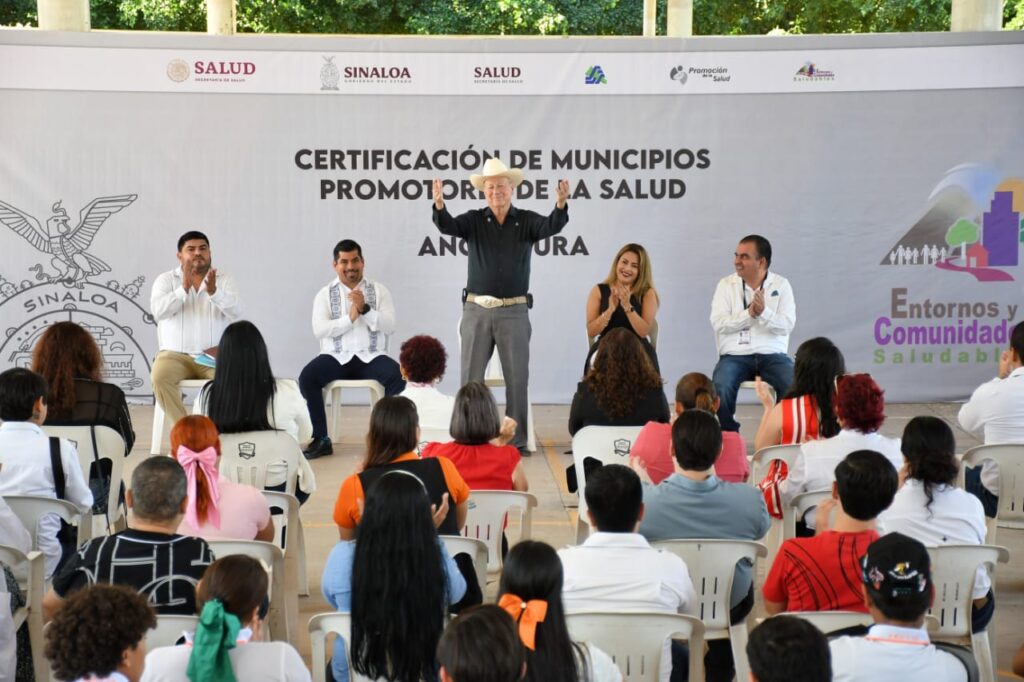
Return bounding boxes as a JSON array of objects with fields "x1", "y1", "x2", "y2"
[{"x1": 433, "y1": 203, "x2": 569, "y2": 298}]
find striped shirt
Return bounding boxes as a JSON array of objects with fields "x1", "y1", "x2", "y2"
[{"x1": 780, "y1": 395, "x2": 820, "y2": 444}]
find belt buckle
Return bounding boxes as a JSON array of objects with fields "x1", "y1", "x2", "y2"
[{"x1": 474, "y1": 295, "x2": 503, "y2": 309}]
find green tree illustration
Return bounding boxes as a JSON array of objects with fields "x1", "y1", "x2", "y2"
[{"x1": 946, "y1": 218, "x2": 980, "y2": 263}]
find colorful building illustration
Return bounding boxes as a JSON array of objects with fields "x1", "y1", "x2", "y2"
[
  {"x1": 982, "y1": 191, "x2": 1020, "y2": 266},
  {"x1": 967, "y1": 242, "x2": 989, "y2": 268}
]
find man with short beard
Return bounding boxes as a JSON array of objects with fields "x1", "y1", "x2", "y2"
[{"x1": 150, "y1": 230, "x2": 241, "y2": 425}]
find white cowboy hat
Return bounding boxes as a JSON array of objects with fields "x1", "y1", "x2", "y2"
[{"x1": 469, "y1": 158, "x2": 524, "y2": 191}]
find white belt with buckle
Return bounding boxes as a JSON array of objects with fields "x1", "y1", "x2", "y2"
[{"x1": 467, "y1": 294, "x2": 528, "y2": 309}]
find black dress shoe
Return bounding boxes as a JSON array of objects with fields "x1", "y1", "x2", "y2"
[{"x1": 303, "y1": 436, "x2": 333, "y2": 460}]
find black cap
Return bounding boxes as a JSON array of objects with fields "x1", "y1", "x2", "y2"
[{"x1": 861, "y1": 532, "x2": 931, "y2": 599}]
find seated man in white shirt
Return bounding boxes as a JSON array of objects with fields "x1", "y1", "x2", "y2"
[
  {"x1": 958, "y1": 320, "x2": 1024, "y2": 517},
  {"x1": 747, "y1": 615, "x2": 831, "y2": 682},
  {"x1": 150, "y1": 231, "x2": 242, "y2": 425},
  {"x1": 0, "y1": 368, "x2": 93, "y2": 577},
  {"x1": 829, "y1": 532, "x2": 970, "y2": 682},
  {"x1": 299, "y1": 239, "x2": 405, "y2": 459},
  {"x1": 558, "y1": 464, "x2": 695, "y2": 682}
]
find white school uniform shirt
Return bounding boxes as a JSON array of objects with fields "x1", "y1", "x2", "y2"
[
  {"x1": 559, "y1": 532, "x2": 696, "y2": 682},
  {"x1": 0, "y1": 422, "x2": 93, "y2": 577},
  {"x1": 312, "y1": 277, "x2": 396, "y2": 365},
  {"x1": 142, "y1": 641, "x2": 310, "y2": 682},
  {"x1": 400, "y1": 384, "x2": 456, "y2": 432},
  {"x1": 709, "y1": 271, "x2": 796, "y2": 356},
  {"x1": 829, "y1": 624, "x2": 967, "y2": 682},
  {"x1": 957, "y1": 366, "x2": 1024, "y2": 495},
  {"x1": 151, "y1": 266, "x2": 242, "y2": 354},
  {"x1": 779, "y1": 428, "x2": 902, "y2": 528},
  {"x1": 878, "y1": 479, "x2": 989, "y2": 598}
]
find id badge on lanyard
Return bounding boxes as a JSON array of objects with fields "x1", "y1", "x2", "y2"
[{"x1": 738, "y1": 329, "x2": 752, "y2": 346}]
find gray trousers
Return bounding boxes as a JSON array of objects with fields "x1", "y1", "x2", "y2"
[{"x1": 460, "y1": 302, "x2": 531, "y2": 450}]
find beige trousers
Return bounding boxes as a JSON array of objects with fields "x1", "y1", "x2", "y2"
[{"x1": 150, "y1": 351, "x2": 215, "y2": 425}]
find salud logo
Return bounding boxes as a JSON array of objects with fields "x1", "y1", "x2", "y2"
[
  {"x1": 881, "y1": 164, "x2": 1024, "y2": 282},
  {"x1": 669, "y1": 65, "x2": 688, "y2": 85},
  {"x1": 0, "y1": 194, "x2": 158, "y2": 401},
  {"x1": 166, "y1": 59, "x2": 190, "y2": 83},
  {"x1": 794, "y1": 61, "x2": 835, "y2": 81},
  {"x1": 320, "y1": 56, "x2": 340, "y2": 91},
  {"x1": 584, "y1": 65, "x2": 607, "y2": 85}
]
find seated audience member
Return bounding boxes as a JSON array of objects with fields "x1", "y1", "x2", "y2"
[
  {"x1": 753, "y1": 336, "x2": 845, "y2": 451},
  {"x1": 584, "y1": 243, "x2": 660, "y2": 373},
  {"x1": 45, "y1": 583, "x2": 156, "y2": 682},
  {"x1": 958, "y1": 320, "x2": 1024, "y2": 517},
  {"x1": 399, "y1": 335, "x2": 456, "y2": 434},
  {"x1": 33, "y1": 320, "x2": 136, "y2": 451},
  {"x1": 498, "y1": 541, "x2": 620, "y2": 682},
  {"x1": 194, "y1": 320, "x2": 315, "y2": 503},
  {"x1": 323, "y1": 471, "x2": 466, "y2": 682},
  {"x1": 780, "y1": 373, "x2": 901, "y2": 533},
  {"x1": 44, "y1": 457, "x2": 214, "y2": 620},
  {"x1": 568, "y1": 328, "x2": 668, "y2": 436},
  {"x1": 170, "y1": 415, "x2": 274, "y2": 542},
  {"x1": 634, "y1": 410, "x2": 770, "y2": 682},
  {"x1": 632, "y1": 372, "x2": 748, "y2": 485},
  {"x1": 763, "y1": 450, "x2": 898, "y2": 615},
  {"x1": 0, "y1": 368, "x2": 93, "y2": 577},
  {"x1": 334, "y1": 396, "x2": 469, "y2": 539},
  {"x1": 878, "y1": 416, "x2": 992, "y2": 632},
  {"x1": 423, "y1": 381, "x2": 527, "y2": 492},
  {"x1": 437, "y1": 605, "x2": 525, "y2": 682},
  {"x1": 746, "y1": 615, "x2": 831, "y2": 682},
  {"x1": 558, "y1": 464, "x2": 694, "y2": 682},
  {"x1": 143, "y1": 556, "x2": 310, "y2": 681},
  {"x1": 829, "y1": 533, "x2": 970, "y2": 682}
]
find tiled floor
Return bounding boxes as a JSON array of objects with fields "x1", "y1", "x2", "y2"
[{"x1": 127, "y1": 400, "x2": 1024, "y2": 680}]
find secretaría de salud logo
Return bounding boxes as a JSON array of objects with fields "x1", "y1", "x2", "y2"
[
  {"x1": 0, "y1": 195, "x2": 158, "y2": 400},
  {"x1": 584, "y1": 65, "x2": 607, "y2": 85},
  {"x1": 871, "y1": 164, "x2": 1024, "y2": 368}
]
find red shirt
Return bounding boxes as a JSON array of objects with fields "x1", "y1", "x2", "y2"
[
  {"x1": 421, "y1": 441, "x2": 521, "y2": 491},
  {"x1": 632, "y1": 421, "x2": 749, "y2": 484},
  {"x1": 762, "y1": 529, "x2": 878, "y2": 612}
]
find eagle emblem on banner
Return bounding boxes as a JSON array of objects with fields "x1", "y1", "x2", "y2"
[{"x1": 0, "y1": 194, "x2": 137, "y2": 288}]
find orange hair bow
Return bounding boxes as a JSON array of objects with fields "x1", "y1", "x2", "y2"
[{"x1": 498, "y1": 593, "x2": 548, "y2": 650}]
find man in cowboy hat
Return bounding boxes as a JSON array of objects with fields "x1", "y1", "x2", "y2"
[{"x1": 432, "y1": 159, "x2": 569, "y2": 455}]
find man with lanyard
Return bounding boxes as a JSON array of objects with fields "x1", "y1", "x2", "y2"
[
  {"x1": 709, "y1": 235, "x2": 796, "y2": 434},
  {"x1": 432, "y1": 159, "x2": 569, "y2": 456},
  {"x1": 299, "y1": 239, "x2": 404, "y2": 459}
]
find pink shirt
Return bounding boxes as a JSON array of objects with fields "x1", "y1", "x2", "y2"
[
  {"x1": 633, "y1": 421, "x2": 749, "y2": 484},
  {"x1": 177, "y1": 476, "x2": 271, "y2": 540}
]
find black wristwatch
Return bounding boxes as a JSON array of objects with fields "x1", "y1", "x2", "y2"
[{"x1": 360, "y1": 303, "x2": 371, "y2": 315}]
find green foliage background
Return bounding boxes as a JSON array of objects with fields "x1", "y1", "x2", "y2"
[{"x1": 2, "y1": 0, "x2": 1022, "y2": 34}]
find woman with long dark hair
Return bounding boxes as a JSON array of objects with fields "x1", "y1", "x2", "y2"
[
  {"x1": 753, "y1": 336, "x2": 845, "y2": 451},
  {"x1": 498, "y1": 541, "x2": 620, "y2": 682},
  {"x1": 143, "y1": 555, "x2": 309, "y2": 681},
  {"x1": 334, "y1": 396, "x2": 469, "y2": 540},
  {"x1": 323, "y1": 471, "x2": 467, "y2": 682},
  {"x1": 879, "y1": 416, "x2": 992, "y2": 632},
  {"x1": 32, "y1": 320, "x2": 135, "y2": 450},
  {"x1": 568, "y1": 327, "x2": 668, "y2": 436},
  {"x1": 193, "y1": 320, "x2": 314, "y2": 500}
]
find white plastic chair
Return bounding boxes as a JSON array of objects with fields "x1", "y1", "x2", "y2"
[
  {"x1": 462, "y1": 490, "x2": 537, "y2": 577},
  {"x1": 749, "y1": 443, "x2": 802, "y2": 489},
  {"x1": 566, "y1": 611, "x2": 705, "y2": 682},
  {"x1": 262, "y1": 490, "x2": 305, "y2": 630},
  {"x1": 42, "y1": 424, "x2": 127, "y2": 537},
  {"x1": 150, "y1": 379, "x2": 209, "y2": 454},
  {"x1": 324, "y1": 380, "x2": 385, "y2": 442},
  {"x1": 782, "y1": 489, "x2": 833, "y2": 542},
  {"x1": 206, "y1": 539, "x2": 290, "y2": 644},
  {"x1": 4, "y1": 495, "x2": 84, "y2": 557},
  {"x1": 961, "y1": 444, "x2": 1024, "y2": 544},
  {"x1": 145, "y1": 614, "x2": 200, "y2": 650},
  {"x1": 310, "y1": 612, "x2": 387, "y2": 682},
  {"x1": 780, "y1": 610, "x2": 874, "y2": 634},
  {"x1": 570, "y1": 426, "x2": 644, "y2": 543},
  {"x1": 439, "y1": 535, "x2": 488, "y2": 595},
  {"x1": 652, "y1": 539, "x2": 767, "y2": 682},
  {"x1": 926, "y1": 544, "x2": 1009, "y2": 682},
  {"x1": 0, "y1": 545, "x2": 47, "y2": 682}
]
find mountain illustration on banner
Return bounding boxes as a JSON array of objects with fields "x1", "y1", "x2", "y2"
[{"x1": 881, "y1": 164, "x2": 1024, "y2": 282}]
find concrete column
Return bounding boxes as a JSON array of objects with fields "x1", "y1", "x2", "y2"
[
  {"x1": 666, "y1": 0, "x2": 693, "y2": 37},
  {"x1": 643, "y1": 0, "x2": 657, "y2": 36},
  {"x1": 951, "y1": 0, "x2": 1003, "y2": 30},
  {"x1": 206, "y1": 0, "x2": 236, "y2": 35},
  {"x1": 37, "y1": 0, "x2": 90, "y2": 31}
]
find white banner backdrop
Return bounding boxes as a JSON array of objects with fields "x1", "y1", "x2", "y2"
[{"x1": 1, "y1": 31, "x2": 1022, "y2": 406}]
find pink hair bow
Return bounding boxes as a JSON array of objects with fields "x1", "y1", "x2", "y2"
[{"x1": 176, "y1": 445, "x2": 221, "y2": 529}]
